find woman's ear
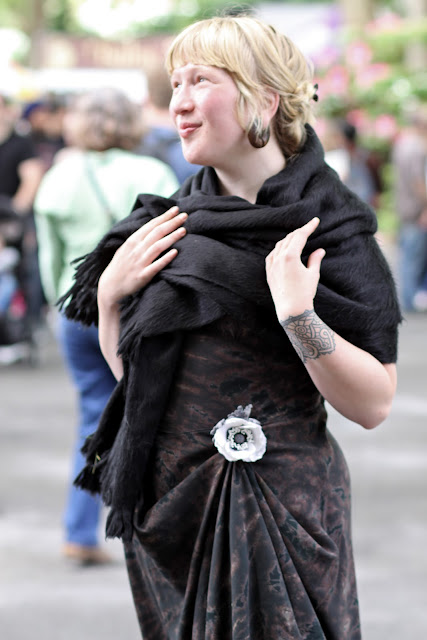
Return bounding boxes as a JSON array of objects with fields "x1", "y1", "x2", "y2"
[{"x1": 263, "y1": 89, "x2": 280, "y2": 124}]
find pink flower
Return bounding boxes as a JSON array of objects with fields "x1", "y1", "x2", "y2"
[
  {"x1": 314, "y1": 117, "x2": 328, "y2": 140},
  {"x1": 366, "y1": 12, "x2": 402, "y2": 35},
  {"x1": 323, "y1": 66, "x2": 350, "y2": 95},
  {"x1": 346, "y1": 109, "x2": 369, "y2": 131},
  {"x1": 356, "y1": 63, "x2": 391, "y2": 89},
  {"x1": 313, "y1": 45, "x2": 341, "y2": 70},
  {"x1": 346, "y1": 110, "x2": 377, "y2": 137},
  {"x1": 345, "y1": 41, "x2": 372, "y2": 69},
  {"x1": 374, "y1": 114, "x2": 398, "y2": 139}
]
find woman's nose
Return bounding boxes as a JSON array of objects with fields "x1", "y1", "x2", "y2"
[{"x1": 170, "y1": 86, "x2": 194, "y2": 115}]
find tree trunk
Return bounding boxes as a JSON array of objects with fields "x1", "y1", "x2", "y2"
[
  {"x1": 28, "y1": 0, "x2": 45, "y2": 69},
  {"x1": 338, "y1": 0, "x2": 374, "y2": 30},
  {"x1": 404, "y1": 0, "x2": 427, "y2": 70}
]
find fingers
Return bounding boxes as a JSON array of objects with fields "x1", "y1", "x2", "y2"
[
  {"x1": 143, "y1": 224, "x2": 187, "y2": 264},
  {"x1": 123, "y1": 209, "x2": 187, "y2": 264},
  {"x1": 290, "y1": 216, "x2": 319, "y2": 237},
  {"x1": 147, "y1": 205, "x2": 181, "y2": 228},
  {"x1": 282, "y1": 217, "x2": 319, "y2": 251},
  {"x1": 307, "y1": 248, "x2": 325, "y2": 272},
  {"x1": 304, "y1": 216, "x2": 320, "y2": 230},
  {"x1": 270, "y1": 217, "x2": 320, "y2": 258},
  {"x1": 144, "y1": 212, "x2": 188, "y2": 247},
  {"x1": 141, "y1": 248, "x2": 179, "y2": 285},
  {"x1": 131, "y1": 206, "x2": 183, "y2": 242}
]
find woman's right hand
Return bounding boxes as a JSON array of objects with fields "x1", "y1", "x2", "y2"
[{"x1": 98, "y1": 206, "x2": 187, "y2": 305}]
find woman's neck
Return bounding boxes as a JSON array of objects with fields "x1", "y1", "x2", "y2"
[{"x1": 215, "y1": 138, "x2": 286, "y2": 204}]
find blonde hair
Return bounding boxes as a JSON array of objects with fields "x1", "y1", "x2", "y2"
[
  {"x1": 67, "y1": 88, "x2": 143, "y2": 151},
  {"x1": 166, "y1": 15, "x2": 316, "y2": 158}
]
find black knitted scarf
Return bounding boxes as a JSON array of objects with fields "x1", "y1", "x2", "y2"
[{"x1": 59, "y1": 126, "x2": 401, "y2": 541}]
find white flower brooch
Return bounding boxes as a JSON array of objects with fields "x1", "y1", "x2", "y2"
[{"x1": 210, "y1": 404, "x2": 267, "y2": 462}]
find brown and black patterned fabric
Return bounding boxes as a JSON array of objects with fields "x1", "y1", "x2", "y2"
[{"x1": 125, "y1": 318, "x2": 361, "y2": 639}]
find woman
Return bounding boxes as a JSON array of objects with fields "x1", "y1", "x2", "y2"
[
  {"x1": 35, "y1": 88, "x2": 178, "y2": 564},
  {"x1": 60, "y1": 16, "x2": 401, "y2": 637}
]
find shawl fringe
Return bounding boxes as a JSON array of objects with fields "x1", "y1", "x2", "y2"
[{"x1": 105, "y1": 507, "x2": 134, "y2": 542}]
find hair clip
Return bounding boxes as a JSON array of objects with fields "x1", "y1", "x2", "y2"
[{"x1": 313, "y1": 83, "x2": 319, "y2": 102}]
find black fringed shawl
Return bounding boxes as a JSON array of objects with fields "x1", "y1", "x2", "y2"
[{"x1": 59, "y1": 126, "x2": 401, "y2": 541}]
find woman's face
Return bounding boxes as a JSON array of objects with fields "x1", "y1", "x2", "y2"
[{"x1": 169, "y1": 63, "x2": 246, "y2": 169}]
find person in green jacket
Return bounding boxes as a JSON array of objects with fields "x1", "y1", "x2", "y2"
[{"x1": 34, "y1": 87, "x2": 179, "y2": 565}]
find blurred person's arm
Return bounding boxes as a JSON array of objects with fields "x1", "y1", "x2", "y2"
[
  {"x1": 12, "y1": 157, "x2": 44, "y2": 214},
  {"x1": 408, "y1": 146, "x2": 427, "y2": 220},
  {"x1": 33, "y1": 212, "x2": 65, "y2": 306},
  {"x1": 413, "y1": 174, "x2": 427, "y2": 209},
  {"x1": 418, "y1": 207, "x2": 427, "y2": 229},
  {"x1": 33, "y1": 168, "x2": 67, "y2": 306}
]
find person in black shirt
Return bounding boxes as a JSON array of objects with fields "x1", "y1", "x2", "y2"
[
  {"x1": 0, "y1": 94, "x2": 43, "y2": 212},
  {"x1": 0, "y1": 94, "x2": 44, "y2": 342}
]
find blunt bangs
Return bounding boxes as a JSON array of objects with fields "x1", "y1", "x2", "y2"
[{"x1": 166, "y1": 20, "x2": 256, "y2": 88}]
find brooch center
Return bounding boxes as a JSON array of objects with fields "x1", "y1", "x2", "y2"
[{"x1": 227, "y1": 426, "x2": 254, "y2": 450}]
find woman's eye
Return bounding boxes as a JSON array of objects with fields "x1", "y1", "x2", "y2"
[{"x1": 197, "y1": 76, "x2": 207, "y2": 83}]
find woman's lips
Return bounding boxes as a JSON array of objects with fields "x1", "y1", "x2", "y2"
[{"x1": 178, "y1": 123, "x2": 200, "y2": 138}]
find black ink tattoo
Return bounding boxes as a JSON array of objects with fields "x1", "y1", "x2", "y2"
[{"x1": 280, "y1": 309, "x2": 336, "y2": 363}]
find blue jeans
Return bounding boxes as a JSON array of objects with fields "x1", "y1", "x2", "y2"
[
  {"x1": 398, "y1": 224, "x2": 427, "y2": 311},
  {"x1": 57, "y1": 314, "x2": 117, "y2": 546},
  {"x1": 0, "y1": 272, "x2": 18, "y2": 313}
]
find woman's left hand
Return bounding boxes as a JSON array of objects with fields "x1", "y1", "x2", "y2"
[{"x1": 265, "y1": 217, "x2": 325, "y2": 321}]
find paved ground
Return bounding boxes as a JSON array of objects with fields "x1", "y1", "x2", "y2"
[{"x1": 1, "y1": 309, "x2": 426, "y2": 640}]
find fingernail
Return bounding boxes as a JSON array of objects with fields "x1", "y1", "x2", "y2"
[{"x1": 179, "y1": 212, "x2": 188, "y2": 219}]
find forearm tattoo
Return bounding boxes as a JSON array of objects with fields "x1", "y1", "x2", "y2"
[{"x1": 280, "y1": 309, "x2": 336, "y2": 363}]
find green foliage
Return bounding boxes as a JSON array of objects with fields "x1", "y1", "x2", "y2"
[
  {"x1": 0, "y1": 0, "x2": 82, "y2": 34},
  {"x1": 0, "y1": 0, "x2": 31, "y2": 31},
  {"x1": 367, "y1": 18, "x2": 427, "y2": 63},
  {"x1": 126, "y1": 1, "x2": 257, "y2": 37},
  {"x1": 317, "y1": 18, "x2": 427, "y2": 129},
  {"x1": 43, "y1": 0, "x2": 81, "y2": 33},
  {"x1": 376, "y1": 163, "x2": 399, "y2": 234}
]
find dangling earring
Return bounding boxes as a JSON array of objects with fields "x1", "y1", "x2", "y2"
[{"x1": 248, "y1": 119, "x2": 270, "y2": 149}]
